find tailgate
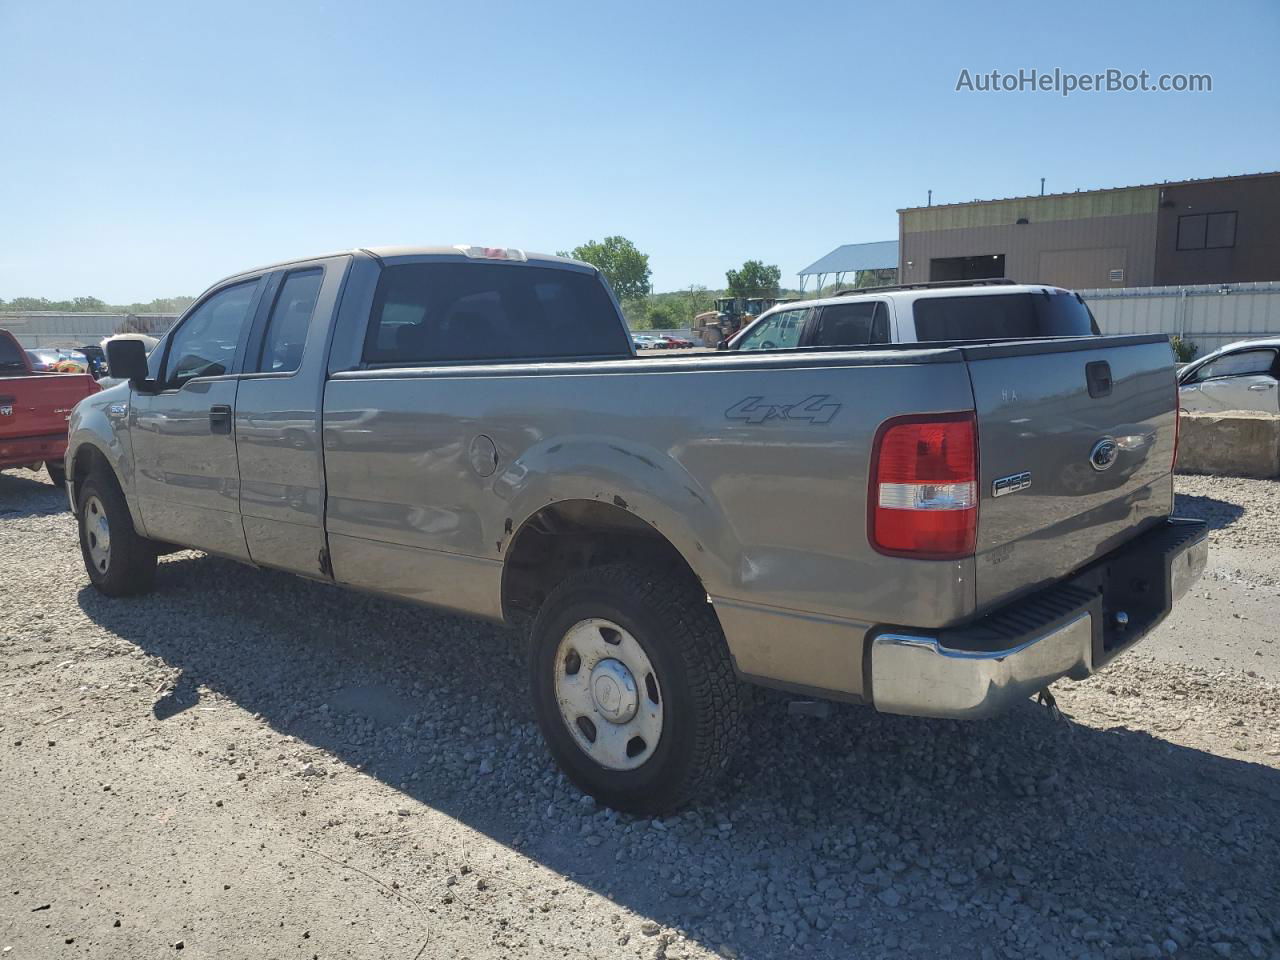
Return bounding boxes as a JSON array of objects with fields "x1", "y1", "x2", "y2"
[
  {"x1": 965, "y1": 335, "x2": 1176, "y2": 612},
  {"x1": 0, "y1": 373, "x2": 98, "y2": 439}
]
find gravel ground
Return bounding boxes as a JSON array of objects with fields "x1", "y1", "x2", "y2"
[{"x1": 1, "y1": 468, "x2": 1277, "y2": 960}]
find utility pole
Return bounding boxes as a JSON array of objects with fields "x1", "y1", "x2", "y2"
[
  {"x1": 1040, "y1": 177, "x2": 1045, "y2": 196},
  {"x1": 927, "y1": 189, "x2": 932, "y2": 207}
]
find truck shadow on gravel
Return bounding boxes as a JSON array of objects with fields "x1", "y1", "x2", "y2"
[
  {"x1": 0, "y1": 471, "x2": 67, "y2": 517},
  {"x1": 1173, "y1": 492, "x2": 1245, "y2": 532},
  {"x1": 78, "y1": 553, "x2": 1280, "y2": 960}
]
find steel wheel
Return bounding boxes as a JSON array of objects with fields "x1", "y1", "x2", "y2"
[
  {"x1": 84, "y1": 495, "x2": 112, "y2": 574},
  {"x1": 554, "y1": 618, "x2": 664, "y2": 770}
]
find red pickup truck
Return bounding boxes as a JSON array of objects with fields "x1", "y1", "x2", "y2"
[{"x1": 1, "y1": 328, "x2": 100, "y2": 486}]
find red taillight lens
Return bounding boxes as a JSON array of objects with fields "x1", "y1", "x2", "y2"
[{"x1": 870, "y1": 413, "x2": 978, "y2": 559}]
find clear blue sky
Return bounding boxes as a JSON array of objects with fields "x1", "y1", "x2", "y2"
[{"x1": 2, "y1": 0, "x2": 1277, "y2": 301}]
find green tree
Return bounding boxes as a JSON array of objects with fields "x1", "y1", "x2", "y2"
[
  {"x1": 725, "y1": 260, "x2": 782, "y2": 299},
  {"x1": 1, "y1": 297, "x2": 54, "y2": 311},
  {"x1": 1170, "y1": 335, "x2": 1199, "y2": 364},
  {"x1": 644, "y1": 301, "x2": 682, "y2": 329},
  {"x1": 686, "y1": 284, "x2": 710, "y2": 319},
  {"x1": 559, "y1": 236, "x2": 651, "y2": 303}
]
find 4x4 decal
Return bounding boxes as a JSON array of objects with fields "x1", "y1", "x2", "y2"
[{"x1": 725, "y1": 394, "x2": 842, "y2": 425}]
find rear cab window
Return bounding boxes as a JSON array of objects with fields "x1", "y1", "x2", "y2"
[
  {"x1": 912, "y1": 291, "x2": 1099, "y2": 342},
  {"x1": 362, "y1": 261, "x2": 630, "y2": 364}
]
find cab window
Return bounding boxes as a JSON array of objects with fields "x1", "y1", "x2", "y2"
[
  {"x1": 258, "y1": 269, "x2": 323, "y2": 373},
  {"x1": 1190, "y1": 348, "x2": 1277, "y2": 382},
  {"x1": 162, "y1": 280, "x2": 258, "y2": 387},
  {"x1": 735, "y1": 309, "x2": 805, "y2": 351},
  {"x1": 362, "y1": 262, "x2": 629, "y2": 363},
  {"x1": 913, "y1": 292, "x2": 1098, "y2": 341},
  {"x1": 813, "y1": 301, "x2": 889, "y2": 346}
]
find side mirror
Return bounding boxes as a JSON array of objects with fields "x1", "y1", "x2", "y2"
[
  {"x1": 717, "y1": 339, "x2": 729, "y2": 351},
  {"x1": 106, "y1": 339, "x2": 150, "y2": 385}
]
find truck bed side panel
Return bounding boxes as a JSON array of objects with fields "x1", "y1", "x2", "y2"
[{"x1": 322, "y1": 354, "x2": 978, "y2": 697}]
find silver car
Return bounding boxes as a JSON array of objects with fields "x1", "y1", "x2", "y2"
[{"x1": 1177, "y1": 338, "x2": 1280, "y2": 414}]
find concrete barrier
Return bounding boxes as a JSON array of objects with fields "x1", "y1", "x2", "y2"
[{"x1": 1176, "y1": 411, "x2": 1280, "y2": 479}]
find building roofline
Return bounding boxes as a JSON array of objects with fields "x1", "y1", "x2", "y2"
[{"x1": 897, "y1": 170, "x2": 1280, "y2": 213}]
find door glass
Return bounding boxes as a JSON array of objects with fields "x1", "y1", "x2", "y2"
[
  {"x1": 1193, "y1": 349, "x2": 1276, "y2": 381},
  {"x1": 163, "y1": 281, "x2": 258, "y2": 386},
  {"x1": 736, "y1": 310, "x2": 803, "y2": 350},
  {"x1": 258, "y1": 269, "x2": 323, "y2": 373},
  {"x1": 814, "y1": 301, "x2": 888, "y2": 346}
]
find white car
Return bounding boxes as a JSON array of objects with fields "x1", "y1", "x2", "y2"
[
  {"x1": 726, "y1": 279, "x2": 1099, "y2": 351},
  {"x1": 1177, "y1": 338, "x2": 1280, "y2": 414}
]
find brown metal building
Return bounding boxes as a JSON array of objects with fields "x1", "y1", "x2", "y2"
[{"x1": 897, "y1": 171, "x2": 1280, "y2": 289}]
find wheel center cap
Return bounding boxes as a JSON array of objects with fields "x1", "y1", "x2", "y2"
[{"x1": 589, "y1": 658, "x2": 638, "y2": 723}]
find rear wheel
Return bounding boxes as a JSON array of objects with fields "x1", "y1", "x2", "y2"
[
  {"x1": 77, "y1": 469, "x2": 157, "y2": 596},
  {"x1": 529, "y1": 563, "x2": 742, "y2": 814}
]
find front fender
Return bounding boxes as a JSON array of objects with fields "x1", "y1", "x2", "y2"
[
  {"x1": 492, "y1": 433, "x2": 739, "y2": 596},
  {"x1": 66, "y1": 383, "x2": 147, "y2": 536}
]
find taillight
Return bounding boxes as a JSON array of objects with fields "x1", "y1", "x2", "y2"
[{"x1": 869, "y1": 412, "x2": 978, "y2": 559}]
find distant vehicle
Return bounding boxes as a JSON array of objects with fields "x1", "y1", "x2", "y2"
[
  {"x1": 693, "y1": 296, "x2": 791, "y2": 347},
  {"x1": 24, "y1": 347, "x2": 91, "y2": 374},
  {"x1": 25, "y1": 348, "x2": 63, "y2": 372},
  {"x1": 1177, "y1": 337, "x2": 1280, "y2": 414},
  {"x1": 54, "y1": 352, "x2": 91, "y2": 374},
  {"x1": 727, "y1": 280, "x2": 1100, "y2": 352},
  {"x1": 1, "y1": 329, "x2": 100, "y2": 485},
  {"x1": 79, "y1": 345, "x2": 109, "y2": 379},
  {"x1": 632, "y1": 335, "x2": 668, "y2": 350},
  {"x1": 657, "y1": 335, "x2": 694, "y2": 349}
]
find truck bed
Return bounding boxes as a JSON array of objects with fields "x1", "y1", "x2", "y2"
[{"x1": 320, "y1": 333, "x2": 1177, "y2": 699}]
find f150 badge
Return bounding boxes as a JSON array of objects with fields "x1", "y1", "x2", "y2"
[
  {"x1": 992, "y1": 471, "x2": 1032, "y2": 497},
  {"x1": 725, "y1": 394, "x2": 841, "y2": 425}
]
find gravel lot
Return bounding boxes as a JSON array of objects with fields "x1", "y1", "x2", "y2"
[{"x1": 2, "y1": 469, "x2": 1277, "y2": 960}]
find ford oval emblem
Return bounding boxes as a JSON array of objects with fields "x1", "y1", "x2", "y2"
[{"x1": 1089, "y1": 437, "x2": 1118, "y2": 472}]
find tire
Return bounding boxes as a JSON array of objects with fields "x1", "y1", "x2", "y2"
[
  {"x1": 77, "y1": 467, "x2": 157, "y2": 597},
  {"x1": 529, "y1": 562, "x2": 742, "y2": 814},
  {"x1": 45, "y1": 460, "x2": 66, "y2": 487}
]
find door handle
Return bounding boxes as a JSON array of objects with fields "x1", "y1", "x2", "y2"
[
  {"x1": 209, "y1": 404, "x2": 232, "y2": 434},
  {"x1": 1248, "y1": 383, "x2": 1275, "y2": 391}
]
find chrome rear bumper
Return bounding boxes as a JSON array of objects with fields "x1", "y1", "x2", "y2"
[{"x1": 869, "y1": 518, "x2": 1208, "y2": 720}]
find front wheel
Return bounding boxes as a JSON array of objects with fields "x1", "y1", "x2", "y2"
[
  {"x1": 77, "y1": 469, "x2": 157, "y2": 596},
  {"x1": 529, "y1": 563, "x2": 742, "y2": 814}
]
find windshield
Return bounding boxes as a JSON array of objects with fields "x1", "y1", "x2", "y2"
[{"x1": 913, "y1": 291, "x2": 1100, "y2": 341}]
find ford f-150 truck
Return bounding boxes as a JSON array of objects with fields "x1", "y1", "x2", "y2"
[
  {"x1": 1, "y1": 328, "x2": 100, "y2": 485},
  {"x1": 65, "y1": 246, "x2": 1207, "y2": 813}
]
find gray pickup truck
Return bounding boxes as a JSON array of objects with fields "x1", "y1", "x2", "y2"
[{"x1": 66, "y1": 246, "x2": 1207, "y2": 813}]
